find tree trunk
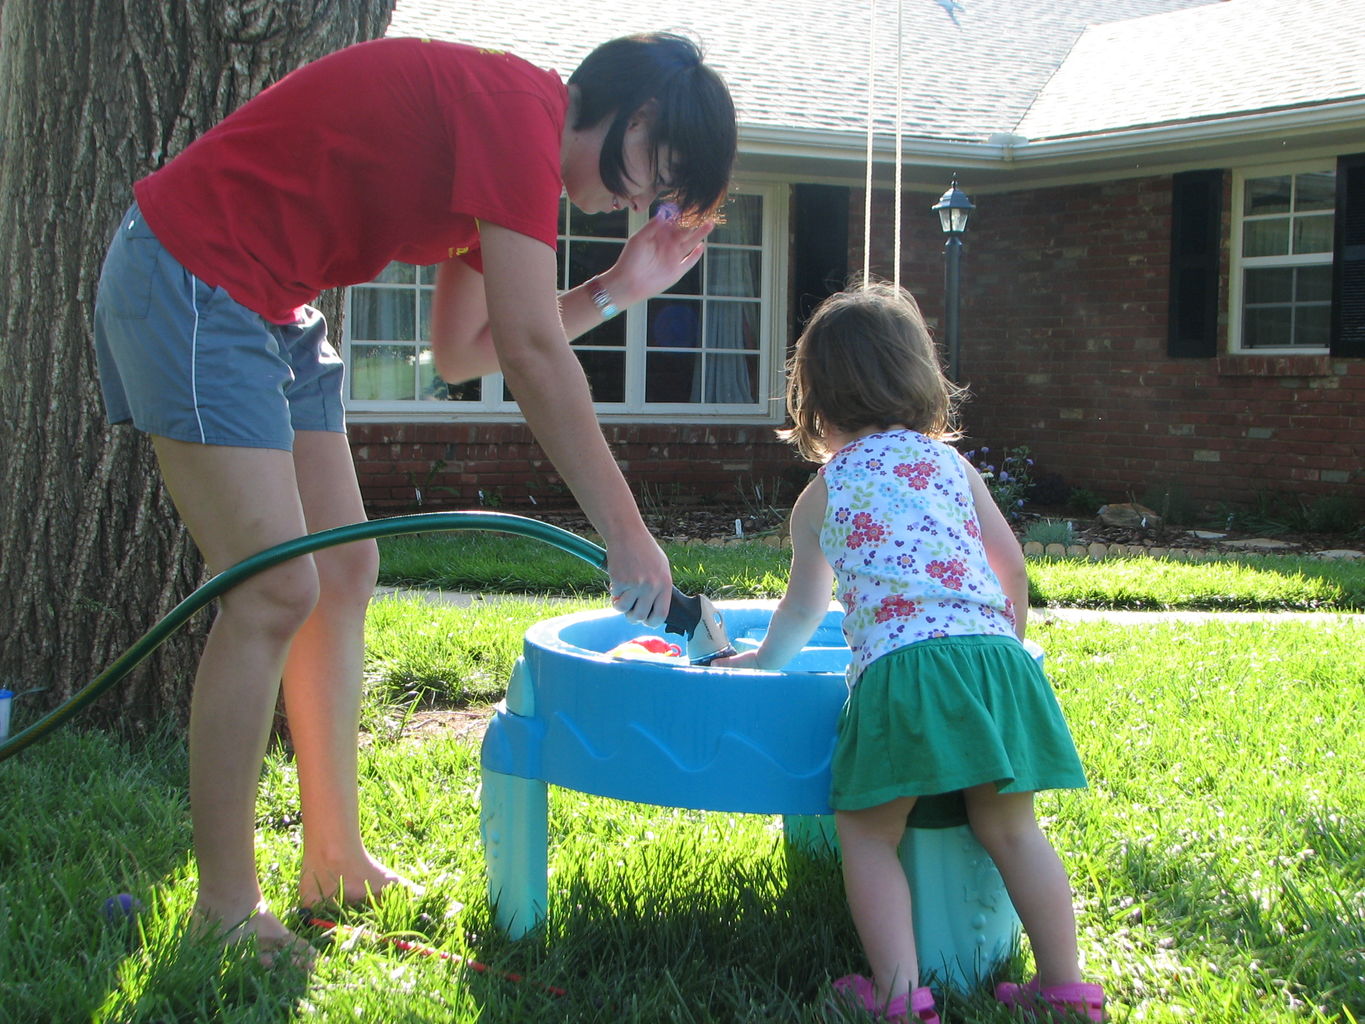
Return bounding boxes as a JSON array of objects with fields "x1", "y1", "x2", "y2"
[{"x1": 0, "y1": 0, "x2": 394, "y2": 735}]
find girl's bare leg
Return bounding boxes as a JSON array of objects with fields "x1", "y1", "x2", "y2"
[
  {"x1": 963, "y1": 785, "x2": 1081, "y2": 986},
  {"x1": 836, "y1": 796, "x2": 920, "y2": 1008},
  {"x1": 285, "y1": 430, "x2": 408, "y2": 906},
  {"x1": 152, "y1": 437, "x2": 320, "y2": 962}
]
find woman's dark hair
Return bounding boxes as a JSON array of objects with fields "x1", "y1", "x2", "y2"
[
  {"x1": 569, "y1": 33, "x2": 736, "y2": 225},
  {"x1": 781, "y1": 281, "x2": 965, "y2": 463}
]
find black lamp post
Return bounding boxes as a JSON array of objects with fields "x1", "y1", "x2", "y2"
[{"x1": 931, "y1": 175, "x2": 974, "y2": 380}]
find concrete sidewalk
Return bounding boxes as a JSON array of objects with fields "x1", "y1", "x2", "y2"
[{"x1": 1034, "y1": 607, "x2": 1362, "y2": 625}]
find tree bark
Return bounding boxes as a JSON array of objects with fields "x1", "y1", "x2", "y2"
[{"x1": 0, "y1": 0, "x2": 394, "y2": 734}]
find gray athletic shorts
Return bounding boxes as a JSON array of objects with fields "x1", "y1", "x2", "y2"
[{"x1": 93, "y1": 203, "x2": 345, "y2": 451}]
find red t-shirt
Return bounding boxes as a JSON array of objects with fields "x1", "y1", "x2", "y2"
[{"x1": 134, "y1": 37, "x2": 567, "y2": 323}]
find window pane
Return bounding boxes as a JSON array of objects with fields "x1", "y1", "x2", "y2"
[
  {"x1": 419, "y1": 289, "x2": 432, "y2": 338},
  {"x1": 1243, "y1": 218, "x2": 1289, "y2": 258},
  {"x1": 705, "y1": 302, "x2": 758, "y2": 351},
  {"x1": 576, "y1": 349, "x2": 626, "y2": 402},
  {"x1": 711, "y1": 194, "x2": 762, "y2": 245},
  {"x1": 351, "y1": 289, "x2": 416, "y2": 341},
  {"x1": 703, "y1": 353, "x2": 758, "y2": 403},
  {"x1": 415, "y1": 350, "x2": 452, "y2": 402},
  {"x1": 1297, "y1": 264, "x2": 1333, "y2": 302},
  {"x1": 707, "y1": 249, "x2": 762, "y2": 297},
  {"x1": 567, "y1": 240, "x2": 624, "y2": 288},
  {"x1": 1242, "y1": 306, "x2": 1291, "y2": 349},
  {"x1": 1296, "y1": 171, "x2": 1335, "y2": 211},
  {"x1": 564, "y1": 207, "x2": 629, "y2": 239},
  {"x1": 1244, "y1": 267, "x2": 1293, "y2": 304},
  {"x1": 645, "y1": 351, "x2": 699, "y2": 402},
  {"x1": 1292, "y1": 213, "x2": 1334, "y2": 255},
  {"x1": 1244, "y1": 175, "x2": 1291, "y2": 215},
  {"x1": 373, "y1": 262, "x2": 416, "y2": 285},
  {"x1": 573, "y1": 314, "x2": 627, "y2": 348},
  {"x1": 440, "y1": 375, "x2": 482, "y2": 402},
  {"x1": 350, "y1": 344, "x2": 415, "y2": 399},
  {"x1": 647, "y1": 300, "x2": 701, "y2": 350},
  {"x1": 1295, "y1": 304, "x2": 1330, "y2": 348},
  {"x1": 665, "y1": 262, "x2": 702, "y2": 296}
]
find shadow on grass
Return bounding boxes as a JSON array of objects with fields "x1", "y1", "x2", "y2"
[{"x1": 461, "y1": 836, "x2": 1033, "y2": 1023}]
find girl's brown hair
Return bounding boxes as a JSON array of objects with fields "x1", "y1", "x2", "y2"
[{"x1": 779, "y1": 281, "x2": 964, "y2": 463}]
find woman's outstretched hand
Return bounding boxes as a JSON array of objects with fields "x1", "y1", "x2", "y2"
[{"x1": 608, "y1": 207, "x2": 715, "y2": 303}]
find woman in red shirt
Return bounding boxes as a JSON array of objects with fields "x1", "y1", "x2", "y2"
[{"x1": 94, "y1": 32, "x2": 735, "y2": 963}]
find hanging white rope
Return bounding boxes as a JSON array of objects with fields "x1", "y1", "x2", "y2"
[
  {"x1": 862, "y1": 0, "x2": 877, "y2": 287},
  {"x1": 862, "y1": 0, "x2": 906, "y2": 290},
  {"x1": 892, "y1": 0, "x2": 904, "y2": 290}
]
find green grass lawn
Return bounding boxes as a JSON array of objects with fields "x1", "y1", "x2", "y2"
[
  {"x1": 1, "y1": 543, "x2": 1363, "y2": 1022},
  {"x1": 377, "y1": 532, "x2": 1365, "y2": 610}
]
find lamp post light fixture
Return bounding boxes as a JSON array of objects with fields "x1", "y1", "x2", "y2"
[{"x1": 931, "y1": 175, "x2": 974, "y2": 380}]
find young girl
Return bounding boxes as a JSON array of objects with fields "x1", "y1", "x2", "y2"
[
  {"x1": 93, "y1": 33, "x2": 734, "y2": 963},
  {"x1": 715, "y1": 283, "x2": 1103, "y2": 1022}
]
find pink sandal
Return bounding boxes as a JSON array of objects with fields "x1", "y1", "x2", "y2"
[
  {"x1": 995, "y1": 976, "x2": 1105, "y2": 1021},
  {"x1": 833, "y1": 974, "x2": 941, "y2": 1023}
]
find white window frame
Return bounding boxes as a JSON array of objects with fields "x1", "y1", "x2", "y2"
[
  {"x1": 342, "y1": 181, "x2": 789, "y2": 424},
  {"x1": 1228, "y1": 161, "x2": 1335, "y2": 354}
]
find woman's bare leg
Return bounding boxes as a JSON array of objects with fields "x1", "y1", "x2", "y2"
[
  {"x1": 285, "y1": 430, "x2": 407, "y2": 906},
  {"x1": 152, "y1": 436, "x2": 320, "y2": 962}
]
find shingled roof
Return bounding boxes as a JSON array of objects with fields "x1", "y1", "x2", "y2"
[
  {"x1": 1018, "y1": 0, "x2": 1365, "y2": 139},
  {"x1": 387, "y1": 0, "x2": 1365, "y2": 187}
]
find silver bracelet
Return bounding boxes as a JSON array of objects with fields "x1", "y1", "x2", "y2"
[{"x1": 589, "y1": 276, "x2": 619, "y2": 319}]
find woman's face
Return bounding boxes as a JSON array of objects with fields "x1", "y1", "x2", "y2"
[
  {"x1": 564, "y1": 107, "x2": 673, "y2": 215},
  {"x1": 614, "y1": 122, "x2": 674, "y2": 214}
]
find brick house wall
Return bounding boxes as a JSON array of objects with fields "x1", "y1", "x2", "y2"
[
  {"x1": 350, "y1": 421, "x2": 804, "y2": 515},
  {"x1": 349, "y1": 172, "x2": 1363, "y2": 518},
  {"x1": 857, "y1": 176, "x2": 1365, "y2": 511}
]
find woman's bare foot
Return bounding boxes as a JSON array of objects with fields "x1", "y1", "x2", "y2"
[
  {"x1": 192, "y1": 899, "x2": 317, "y2": 969},
  {"x1": 297, "y1": 852, "x2": 422, "y2": 909}
]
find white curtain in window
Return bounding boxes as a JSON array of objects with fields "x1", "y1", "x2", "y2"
[{"x1": 694, "y1": 199, "x2": 760, "y2": 403}]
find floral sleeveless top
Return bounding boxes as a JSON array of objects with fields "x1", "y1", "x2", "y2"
[{"x1": 819, "y1": 430, "x2": 1017, "y2": 682}]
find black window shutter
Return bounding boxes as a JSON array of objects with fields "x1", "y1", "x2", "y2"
[
  {"x1": 793, "y1": 184, "x2": 850, "y2": 328},
  {"x1": 1167, "y1": 170, "x2": 1223, "y2": 358},
  {"x1": 1331, "y1": 152, "x2": 1365, "y2": 357}
]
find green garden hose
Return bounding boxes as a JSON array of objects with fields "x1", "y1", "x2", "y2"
[{"x1": 0, "y1": 511, "x2": 607, "y2": 764}]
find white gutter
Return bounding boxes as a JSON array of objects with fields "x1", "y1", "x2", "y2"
[
  {"x1": 1013, "y1": 97, "x2": 1365, "y2": 162},
  {"x1": 739, "y1": 96, "x2": 1365, "y2": 170}
]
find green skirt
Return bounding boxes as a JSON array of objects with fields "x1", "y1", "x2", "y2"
[{"x1": 831, "y1": 635, "x2": 1087, "y2": 825}]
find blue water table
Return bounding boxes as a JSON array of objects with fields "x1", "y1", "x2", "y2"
[{"x1": 480, "y1": 599, "x2": 1027, "y2": 992}]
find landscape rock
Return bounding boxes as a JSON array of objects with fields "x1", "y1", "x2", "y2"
[{"x1": 1097, "y1": 503, "x2": 1164, "y2": 530}]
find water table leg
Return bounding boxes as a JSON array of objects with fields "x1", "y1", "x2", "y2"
[
  {"x1": 783, "y1": 815, "x2": 1020, "y2": 993},
  {"x1": 480, "y1": 769, "x2": 548, "y2": 939}
]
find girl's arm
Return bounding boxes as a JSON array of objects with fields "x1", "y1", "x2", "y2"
[
  {"x1": 962, "y1": 456, "x2": 1030, "y2": 638},
  {"x1": 715, "y1": 477, "x2": 836, "y2": 670},
  {"x1": 428, "y1": 212, "x2": 713, "y2": 384}
]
